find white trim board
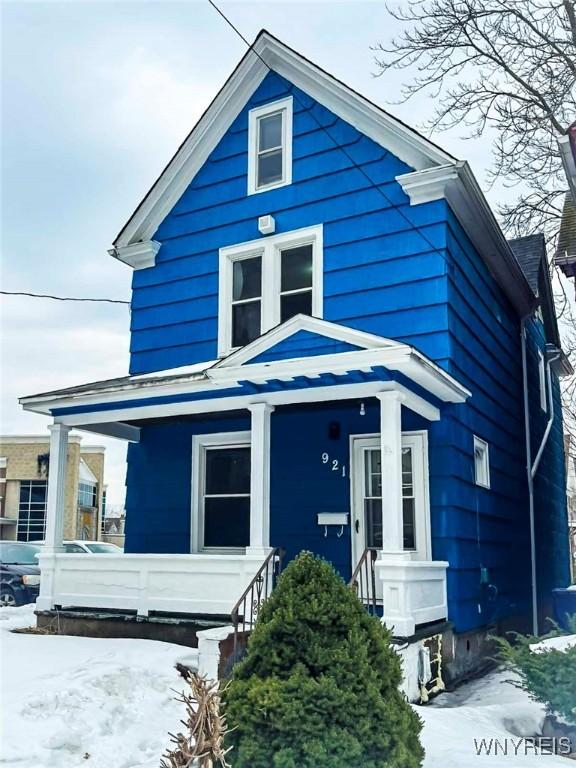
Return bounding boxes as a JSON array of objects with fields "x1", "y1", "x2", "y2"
[
  {"x1": 53, "y1": 381, "x2": 441, "y2": 433},
  {"x1": 111, "y1": 30, "x2": 454, "y2": 253},
  {"x1": 191, "y1": 431, "x2": 251, "y2": 554},
  {"x1": 247, "y1": 96, "x2": 293, "y2": 195},
  {"x1": 217, "y1": 227, "x2": 323, "y2": 357}
]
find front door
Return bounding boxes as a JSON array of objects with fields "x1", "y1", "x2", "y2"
[{"x1": 350, "y1": 432, "x2": 430, "y2": 569}]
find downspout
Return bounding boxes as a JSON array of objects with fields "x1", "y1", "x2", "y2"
[{"x1": 521, "y1": 316, "x2": 560, "y2": 636}]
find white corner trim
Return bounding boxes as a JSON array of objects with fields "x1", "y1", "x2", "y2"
[
  {"x1": 112, "y1": 31, "x2": 455, "y2": 251},
  {"x1": 247, "y1": 96, "x2": 293, "y2": 195},
  {"x1": 110, "y1": 240, "x2": 161, "y2": 270},
  {"x1": 217, "y1": 224, "x2": 323, "y2": 358},
  {"x1": 396, "y1": 162, "x2": 535, "y2": 315}
]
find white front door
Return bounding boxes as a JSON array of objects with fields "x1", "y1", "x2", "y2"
[{"x1": 350, "y1": 432, "x2": 431, "y2": 568}]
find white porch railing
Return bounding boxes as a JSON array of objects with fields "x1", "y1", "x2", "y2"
[{"x1": 36, "y1": 552, "x2": 270, "y2": 617}]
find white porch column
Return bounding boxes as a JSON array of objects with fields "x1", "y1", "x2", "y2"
[
  {"x1": 36, "y1": 422, "x2": 70, "y2": 612},
  {"x1": 44, "y1": 423, "x2": 71, "y2": 551},
  {"x1": 376, "y1": 391, "x2": 405, "y2": 555},
  {"x1": 375, "y1": 391, "x2": 448, "y2": 636},
  {"x1": 247, "y1": 403, "x2": 274, "y2": 557}
]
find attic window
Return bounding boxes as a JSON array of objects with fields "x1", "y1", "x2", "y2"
[
  {"x1": 248, "y1": 97, "x2": 293, "y2": 195},
  {"x1": 473, "y1": 436, "x2": 490, "y2": 489}
]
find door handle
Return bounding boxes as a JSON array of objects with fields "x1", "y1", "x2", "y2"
[{"x1": 355, "y1": 519, "x2": 360, "y2": 533}]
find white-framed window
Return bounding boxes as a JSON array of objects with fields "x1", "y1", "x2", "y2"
[
  {"x1": 247, "y1": 97, "x2": 293, "y2": 195},
  {"x1": 473, "y1": 436, "x2": 490, "y2": 489},
  {"x1": 191, "y1": 431, "x2": 251, "y2": 553},
  {"x1": 218, "y1": 224, "x2": 323, "y2": 355},
  {"x1": 538, "y1": 349, "x2": 547, "y2": 412}
]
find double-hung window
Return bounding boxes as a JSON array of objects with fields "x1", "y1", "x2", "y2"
[
  {"x1": 218, "y1": 225, "x2": 323, "y2": 356},
  {"x1": 248, "y1": 97, "x2": 293, "y2": 194},
  {"x1": 231, "y1": 255, "x2": 262, "y2": 348},
  {"x1": 192, "y1": 432, "x2": 251, "y2": 552}
]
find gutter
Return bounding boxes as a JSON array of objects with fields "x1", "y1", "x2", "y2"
[{"x1": 521, "y1": 316, "x2": 561, "y2": 636}]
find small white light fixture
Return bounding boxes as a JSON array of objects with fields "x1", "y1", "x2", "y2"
[
  {"x1": 258, "y1": 214, "x2": 276, "y2": 235},
  {"x1": 359, "y1": 402, "x2": 366, "y2": 416}
]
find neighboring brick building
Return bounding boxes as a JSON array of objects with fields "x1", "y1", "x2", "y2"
[{"x1": 0, "y1": 435, "x2": 106, "y2": 542}]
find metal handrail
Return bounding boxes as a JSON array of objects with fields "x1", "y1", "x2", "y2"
[
  {"x1": 231, "y1": 547, "x2": 284, "y2": 660},
  {"x1": 350, "y1": 547, "x2": 378, "y2": 615}
]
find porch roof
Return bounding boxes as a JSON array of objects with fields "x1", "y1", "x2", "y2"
[{"x1": 20, "y1": 316, "x2": 470, "y2": 438}]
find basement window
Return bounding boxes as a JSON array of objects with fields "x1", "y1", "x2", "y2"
[
  {"x1": 248, "y1": 97, "x2": 293, "y2": 194},
  {"x1": 473, "y1": 436, "x2": 490, "y2": 489}
]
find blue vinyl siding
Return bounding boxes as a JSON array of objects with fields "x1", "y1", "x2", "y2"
[
  {"x1": 125, "y1": 403, "x2": 428, "y2": 578},
  {"x1": 129, "y1": 71, "x2": 449, "y2": 374},
  {"x1": 121, "y1": 65, "x2": 569, "y2": 635}
]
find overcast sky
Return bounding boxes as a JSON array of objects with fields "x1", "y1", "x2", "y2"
[{"x1": 1, "y1": 0, "x2": 566, "y2": 506}]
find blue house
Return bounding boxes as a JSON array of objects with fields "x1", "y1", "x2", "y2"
[{"x1": 22, "y1": 31, "x2": 572, "y2": 688}]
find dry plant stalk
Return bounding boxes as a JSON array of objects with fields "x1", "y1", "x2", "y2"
[{"x1": 160, "y1": 666, "x2": 233, "y2": 768}]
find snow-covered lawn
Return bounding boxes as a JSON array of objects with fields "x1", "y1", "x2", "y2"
[
  {"x1": 0, "y1": 605, "x2": 197, "y2": 767},
  {"x1": 0, "y1": 605, "x2": 572, "y2": 767}
]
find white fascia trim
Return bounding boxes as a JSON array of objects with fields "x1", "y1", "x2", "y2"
[
  {"x1": 215, "y1": 313, "x2": 396, "y2": 369},
  {"x1": 256, "y1": 34, "x2": 453, "y2": 170},
  {"x1": 109, "y1": 240, "x2": 161, "y2": 270},
  {"x1": 114, "y1": 47, "x2": 268, "y2": 248},
  {"x1": 247, "y1": 96, "x2": 293, "y2": 195},
  {"x1": 21, "y1": 342, "x2": 469, "y2": 417},
  {"x1": 113, "y1": 32, "x2": 454, "y2": 251},
  {"x1": 397, "y1": 162, "x2": 535, "y2": 316},
  {"x1": 210, "y1": 346, "x2": 470, "y2": 403},
  {"x1": 52, "y1": 380, "x2": 438, "y2": 427},
  {"x1": 217, "y1": 226, "x2": 323, "y2": 358}
]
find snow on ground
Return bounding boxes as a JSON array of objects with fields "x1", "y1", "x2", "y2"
[
  {"x1": 531, "y1": 633, "x2": 576, "y2": 653},
  {"x1": 0, "y1": 605, "x2": 198, "y2": 767},
  {"x1": 418, "y1": 669, "x2": 568, "y2": 767},
  {"x1": 0, "y1": 605, "x2": 572, "y2": 767}
]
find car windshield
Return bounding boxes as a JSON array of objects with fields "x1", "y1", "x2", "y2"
[
  {"x1": 84, "y1": 543, "x2": 121, "y2": 553},
  {"x1": 0, "y1": 542, "x2": 43, "y2": 564}
]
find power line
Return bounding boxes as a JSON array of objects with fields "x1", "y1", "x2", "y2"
[
  {"x1": 1, "y1": 290, "x2": 130, "y2": 305},
  {"x1": 206, "y1": 1, "x2": 445, "y2": 262}
]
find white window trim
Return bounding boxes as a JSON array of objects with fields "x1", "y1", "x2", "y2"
[
  {"x1": 218, "y1": 224, "x2": 323, "y2": 357},
  {"x1": 247, "y1": 96, "x2": 293, "y2": 195},
  {"x1": 191, "y1": 431, "x2": 251, "y2": 554},
  {"x1": 473, "y1": 435, "x2": 490, "y2": 489},
  {"x1": 538, "y1": 349, "x2": 547, "y2": 412}
]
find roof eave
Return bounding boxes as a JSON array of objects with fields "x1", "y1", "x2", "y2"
[
  {"x1": 112, "y1": 30, "x2": 456, "y2": 254},
  {"x1": 397, "y1": 162, "x2": 537, "y2": 316}
]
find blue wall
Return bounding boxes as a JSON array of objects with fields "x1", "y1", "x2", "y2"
[
  {"x1": 129, "y1": 71, "x2": 450, "y2": 375},
  {"x1": 125, "y1": 403, "x2": 428, "y2": 578},
  {"x1": 123, "y1": 66, "x2": 570, "y2": 635}
]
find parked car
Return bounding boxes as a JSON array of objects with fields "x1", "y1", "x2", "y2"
[
  {"x1": 0, "y1": 541, "x2": 42, "y2": 607},
  {"x1": 63, "y1": 540, "x2": 123, "y2": 554}
]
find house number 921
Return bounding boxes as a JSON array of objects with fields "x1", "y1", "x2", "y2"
[{"x1": 321, "y1": 452, "x2": 346, "y2": 477}]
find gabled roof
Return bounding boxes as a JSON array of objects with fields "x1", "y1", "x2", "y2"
[
  {"x1": 508, "y1": 234, "x2": 561, "y2": 349},
  {"x1": 555, "y1": 194, "x2": 576, "y2": 278},
  {"x1": 112, "y1": 29, "x2": 455, "y2": 251},
  {"x1": 509, "y1": 234, "x2": 545, "y2": 294},
  {"x1": 20, "y1": 315, "x2": 470, "y2": 419}
]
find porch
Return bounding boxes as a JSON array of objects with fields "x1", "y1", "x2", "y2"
[{"x1": 21, "y1": 316, "x2": 470, "y2": 637}]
